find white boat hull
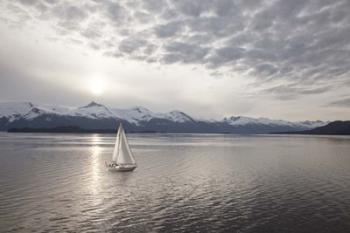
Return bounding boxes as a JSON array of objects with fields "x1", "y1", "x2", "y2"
[{"x1": 106, "y1": 163, "x2": 136, "y2": 172}]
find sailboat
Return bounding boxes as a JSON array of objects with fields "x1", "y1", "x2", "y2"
[{"x1": 106, "y1": 123, "x2": 137, "y2": 172}]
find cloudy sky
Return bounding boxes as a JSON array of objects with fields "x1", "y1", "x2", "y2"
[{"x1": 1, "y1": 0, "x2": 350, "y2": 121}]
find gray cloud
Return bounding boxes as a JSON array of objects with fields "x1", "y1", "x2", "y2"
[
  {"x1": 119, "y1": 37, "x2": 147, "y2": 54},
  {"x1": 262, "y1": 83, "x2": 332, "y2": 100},
  {"x1": 1, "y1": 0, "x2": 350, "y2": 96},
  {"x1": 154, "y1": 21, "x2": 183, "y2": 38},
  {"x1": 51, "y1": 4, "x2": 87, "y2": 21},
  {"x1": 162, "y1": 42, "x2": 209, "y2": 64},
  {"x1": 328, "y1": 97, "x2": 350, "y2": 108},
  {"x1": 207, "y1": 47, "x2": 245, "y2": 68}
]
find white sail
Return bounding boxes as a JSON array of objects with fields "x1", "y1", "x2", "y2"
[
  {"x1": 112, "y1": 124, "x2": 136, "y2": 165},
  {"x1": 112, "y1": 127, "x2": 120, "y2": 162}
]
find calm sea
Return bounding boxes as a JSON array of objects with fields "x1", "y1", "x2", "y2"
[{"x1": 0, "y1": 133, "x2": 350, "y2": 233}]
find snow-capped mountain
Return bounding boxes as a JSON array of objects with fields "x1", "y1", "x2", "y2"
[
  {"x1": 223, "y1": 116, "x2": 326, "y2": 130},
  {"x1": 110, "y1": 106, "x2": 194, "y2": 125},
  {"x1": 297, "y1": 120, "x2": 327, "y2": 129},
  {"x1": 71, "y1": 101, "x2": 115, "y2": 119},
  {"x1": 0, "y1": 102, "x2": 37, "y2": 122},
  {"x1": 0, "y1": 101, "x2": 327, "y2": 133}
]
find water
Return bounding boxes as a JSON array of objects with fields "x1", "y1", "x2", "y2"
[{"x1": 0, "y1": 133, "x2": 350, "y2": 233}]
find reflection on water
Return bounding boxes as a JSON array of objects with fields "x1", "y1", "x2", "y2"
[
  {"x1": 0, "y1": 133, "x2": 350, "y2": 232},
  {"x1": 91, "y1": 145, "x2": 101, "y2": 196}
]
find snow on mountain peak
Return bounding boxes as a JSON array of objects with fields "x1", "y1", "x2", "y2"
[
  {"x1": 222, "y1": 115, "x2": 329, "y2": 129},
  {"x1": 0, "y1": 102, "x2": 36, "y2": 121},
  {"x1": 224, "y1": 115, "x2": 298, "y2": 127},
  {"x1": 166, "y1": 111, "x2": 193, "y2": 123},
  {"x1": 131, "y1": 106, "x2": 150, "y2": 112},
  {"x1": 0, "y1": 101, "x2": 328, "y2": 129},
  {"x1": 81, "y1": 101, "x2": 104, "y2": 108},
  {"x1": 111, "y1": 106, "x2": 160, "y2": 125},
  {"x1": 73, "y1": 102, "x2": 114, "y2": 119},
  {"x1": 297, "y1": 120, "x2": 328, "y2": 129}
]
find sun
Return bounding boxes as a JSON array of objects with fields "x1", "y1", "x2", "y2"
[{"x1": 88, "y1": 78, "x2": 105, "y2": 96}]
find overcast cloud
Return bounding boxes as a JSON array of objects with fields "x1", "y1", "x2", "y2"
[{"x1": 0, "y1": 0, "x2": 350, "y2": 120}]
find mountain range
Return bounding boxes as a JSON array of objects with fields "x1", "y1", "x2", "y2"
[
  {"x1": 279, "y1": 121, "x2": 350, "y2": 135},
  {"x1": 0, "y1": 101, "x2": 327, "y2": 133}
]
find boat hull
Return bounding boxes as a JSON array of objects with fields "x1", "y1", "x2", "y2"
[{"x1": 106, "y1": 163, "x2": 136, "y2": 172}]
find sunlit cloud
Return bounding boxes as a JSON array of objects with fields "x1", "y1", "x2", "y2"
[{"x1": 0, "y1": 0, "x2": 350, "y2": 120}]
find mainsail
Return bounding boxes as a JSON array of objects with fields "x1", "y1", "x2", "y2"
[{"x1": 112, "y1": 124, "x2": 136, "y2": 165}]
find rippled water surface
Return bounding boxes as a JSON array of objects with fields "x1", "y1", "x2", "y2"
[{"x1": 0, "y1": 133, "x2": 350, "y2": 232}]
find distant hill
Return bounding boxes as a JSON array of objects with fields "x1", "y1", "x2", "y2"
[
  {"x1": 7, "y1": 126, "x2": 159, "y2": 134},
  {"x1": 276, "y1": 121, "x2": 350, "y2": 135},
  {"x1": 0, "y1": 101, "x2": 327, "y2": 134}
]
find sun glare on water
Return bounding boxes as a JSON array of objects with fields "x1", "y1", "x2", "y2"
[{"x1": 88, "y1": 78, "x2": 106, "y2": 96}]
